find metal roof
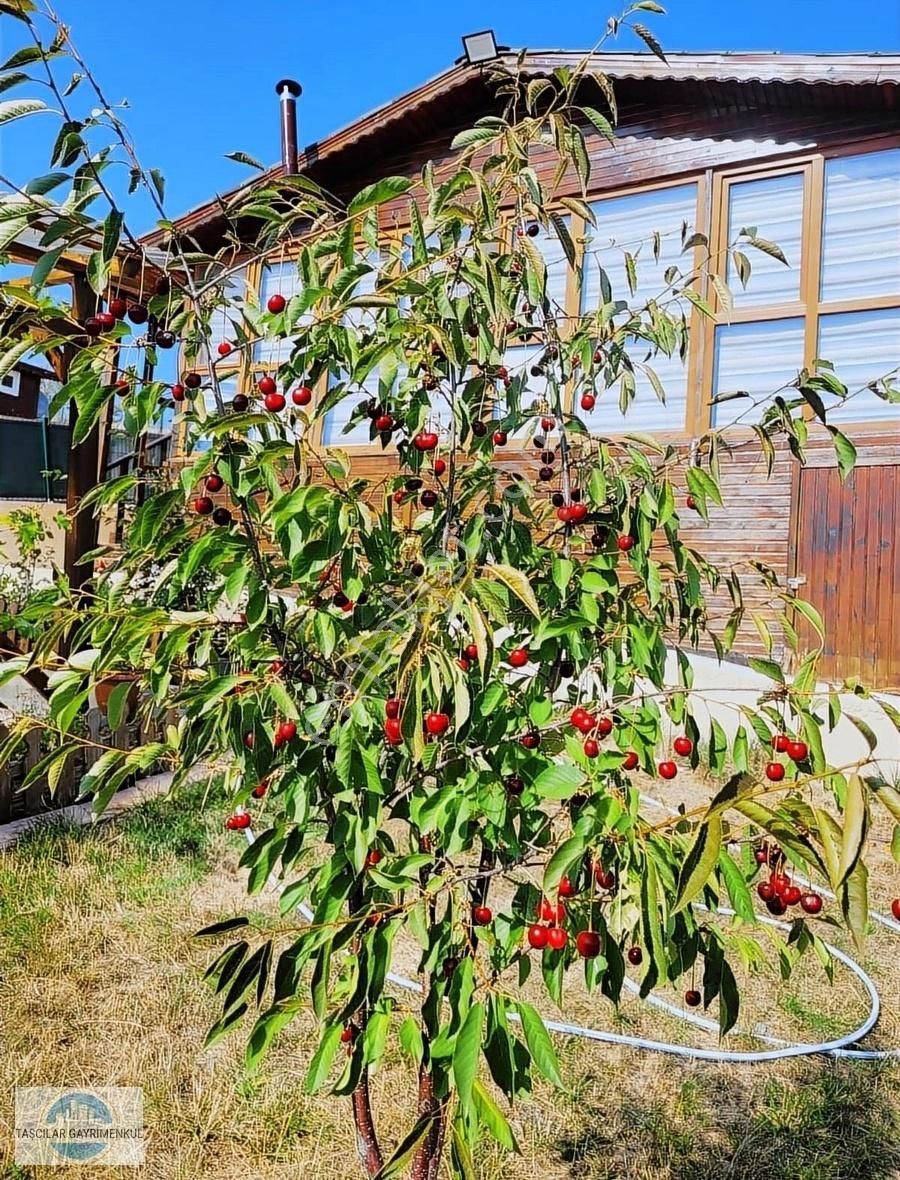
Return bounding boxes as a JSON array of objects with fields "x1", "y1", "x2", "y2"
[{"x1": 140, "y1": 51, "x2": 900, "y2": 245}]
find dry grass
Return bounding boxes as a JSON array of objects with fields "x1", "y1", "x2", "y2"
[{"x1": 0, "y1": 781, "x2": 899, "y2": 1180}]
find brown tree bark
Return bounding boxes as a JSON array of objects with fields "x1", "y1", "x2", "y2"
[
  {"x1": 351, "y1": 1071, "x2": 384, "y2": 1178},
  {"x1": 409, "y1": 1063, "x2": 447, "y2": 1180}
]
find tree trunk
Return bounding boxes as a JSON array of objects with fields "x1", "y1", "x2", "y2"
[
  {"x1": 410, "y1": 1066, "x2": 447, "y2": 1180},
  {"x1": 351, "y1": 1073, "x2": 383, "y2": 1178}
]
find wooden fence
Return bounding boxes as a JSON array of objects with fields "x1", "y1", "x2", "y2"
[{"x1": 0, "y1": 703, "x2": 167, "y2": 824}]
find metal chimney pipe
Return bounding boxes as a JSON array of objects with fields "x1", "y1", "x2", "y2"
[{"x1": 275, "y1": 79, "x2": 302, "y2": 175}]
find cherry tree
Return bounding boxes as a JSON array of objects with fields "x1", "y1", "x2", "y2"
[{"x1": 1, "y1": 2, "x2": 899, "y2": 1177}]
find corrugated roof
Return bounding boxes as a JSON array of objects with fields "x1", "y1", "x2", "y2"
[{"x1": 141, "y1": 51, "x2": 900, "y2": 245}]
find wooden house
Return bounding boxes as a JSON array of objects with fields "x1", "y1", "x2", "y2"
[{"x1": 145, "y1": 51, "x2": 900, "y2": 689}]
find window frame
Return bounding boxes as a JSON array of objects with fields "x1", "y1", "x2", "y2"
[{"x1": 703, "y1": 139, "x2": 900, "y2": 434}]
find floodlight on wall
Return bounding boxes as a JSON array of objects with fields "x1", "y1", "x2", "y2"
[{"x1": 461, "y1": 30, "x2": 499, "y2": 66}]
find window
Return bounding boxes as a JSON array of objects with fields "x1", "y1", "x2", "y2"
[
  {"x1": 708, "y1": 150, "x2": 900, "y2": 429},
  {"x1": 255, "y1": 261, "x2": 306, "y2": 367},
  {"x1": 821, "y1": 149, "x2": 900, "y2": 302},
  {"x1": 582, "y1": 183, "x2": 699, "y2": 313},
  {"x1": 209, "y1": 267, "x2": 248, "y2": 349},
  {"x1": 725, "y1": 173, "x2": 804, "y2": 307},
  {"x1": 1, "y1": 370, "x2": 21, "y2": 397},
  {"x1": 711, "y1": 319, "x2": 805, "y2": 427},
  {"x1": 585, "y1": 343, "x2": 690, "y2": 435}
]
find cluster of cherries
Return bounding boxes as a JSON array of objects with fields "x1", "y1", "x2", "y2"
[
  {"x1": 754, "y1": 843, "x2": 823, "y2": 915},
  {"x1": 764, "y1": 734, "x2": 808, "y2": 781},
  {"x1": 382, "y1": 698, "x2": 452, "y2": 745},
  {"x1": 193, "y1": 470, "x2": 232, "y2": 525},
  {"x1": 569, "y1": 705, "x2": 640, "y2": 765},
  {"x1": 82, "y1": 275, "x2": 175, "y2": 346}
]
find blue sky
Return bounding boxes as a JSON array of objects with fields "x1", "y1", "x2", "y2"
[{"x1": 1, "y1": 0, "x2": 898, "y2": 232}]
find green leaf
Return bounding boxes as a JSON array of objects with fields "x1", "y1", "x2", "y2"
[
  {"x1": 0, "y1": 97, "x2": 49, "y2": 124},
  {"x1": 579, "y1": 105, "x2": 616, "y2": 145},
  {"x1": 841, "y1": 858, "x2": 868, "y2": 951},
  {"x1": 203, "y1": 1002, "x2": 248, "y2": 1049},
  {"x1": 101, "y1": 208, "x2": 123, "y2": 264},
  {"x1": 453, "y1": 1001, "x2": 484, "y2": 1111},
  {"x1": 836, "y1": 773, "x2": 868, "y2": 886},
  {"x1": 348, "y1": 176, "x2": 413, "y2": 215},
  {"x1": 482, "y1": 563, "x2": 541, "y2": 619},
  {"x1": 195, "y1": 917, "x2": 250, "y2": 938},
  {"x1": 517, "y1": 1001, "x2": 562, "y2": 1088},
  {"x1": 826, "y1": 427, "x2": 857, "y2": 482},
  {"x1": 717, "y1": 849, "x2": 754, "y2": 921},
  {"x1": 747, "y1": 656, "x2": 785, "y2": 683},
  {"x1": 245, "y1": 1004, "x2": 297, "y2": 1072},
  {"x1": 673, "y1": 815, "x2": 722, "y2": 913},
  {"x1": 532, "y1": 762, "x2": 586, "y2": 800},
  {"x1": 472, "y1": 1079, "x2": 518, "y2": 1151},
  {"x1": 305, "y1": 1023, "x2": 343, "y2": 1092},
  {"x1": 225, "y1": 151, "x2": 265, "y2": 170},
  {"x1": 632, "y1": 22, "x2": 667, "y2": 61},
  {"x1": 450, "y1": 127, "x2": 499, "y2": 152},
  {"x1": 543, "y1": 832, "x2": 586, "y2": 898}
]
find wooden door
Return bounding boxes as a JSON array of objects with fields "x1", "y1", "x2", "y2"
[{"x1": 793, "y1": 463, "x2": 899, "y2": 690}]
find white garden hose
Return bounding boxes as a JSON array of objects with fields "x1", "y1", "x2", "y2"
[{"x1": 240, "y1": 805, "x2": 899, "y2": 1063}]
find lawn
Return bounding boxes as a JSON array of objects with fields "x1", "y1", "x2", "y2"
[{"x1": 0, "y1": 782, "x2": 898, "y2": 1180}]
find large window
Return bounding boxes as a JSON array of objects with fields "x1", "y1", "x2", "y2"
[
  {"x1": 711, "y1": 148, "x2": 900, "y2": 428},
  {"x1": 581, "y1": 182, "x2": 700, "y2": 434}
]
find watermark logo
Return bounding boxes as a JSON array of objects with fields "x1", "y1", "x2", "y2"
[{"x1": 15, "y1": 1087, "x2": 144, "y2": 1166}]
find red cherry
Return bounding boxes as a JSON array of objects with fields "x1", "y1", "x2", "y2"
[
  {"x1": 457, "y1": 657, "x2": 471, "y2": 672},
  {"x1": 784, "y1": 885, "x2": 803, "y2": 906},
  {"x1": 83, "y1": 315, "x2": 102, "y2": 336},
  {"x1": 519, "y1": 733, "x2": 540, "y2": 749},
  {"x1": 593, "y1": 348, "x2": 605, "y2": 364},
  {"x1": 433, "y1": 458, "x2": 447, "y2": 476},
  {"x1": 365, "y1": 848, "x2": 383, "y2": 867},
  {"x1": 205, "y1": 473, "x2": 224, "y2": 493},
  {"x1": 340, "y1": 1026, "x2": 354, "y2": 1044},
  {"x1": 492, "y1": 430, "x2": 508, "y2": 446},
  {"x1": 658, "y1": 761, "x2": 677, "y2": 780},
  {"x1": 183, "y1": 372, "x2": 201, "y2": 389},
  {"x1": 109, "y1": 297, "x2": 128, "y2": 319},
  {"x1": 383, "y1": 718, "x2": 402, "y2": 745},
  {"x1": 594, "y1": 866, "x2": 616, "y2": 890},
  {"x1": 212, "y1": 507, "x2": 232, "y2": 526},
  {"x1": 252, "y1": 780, "x2": 269, "y2": 799},
  {"x1": 225, "y1": 816, "x2": 237, "y2": 830},
  {"x1": 892, "y1": 898, "x2": 900, "y2": 921},
  {"x1": 757, "y1": 881, "x2": 776, "y2": 902},
  {"x1": 801, "y1": 893, "x2": 824, "y2": 915},
  {"x1": 385, "y1": 698, "x2": 401, "y2": 719},
  {"x1": 96, "y1": 311, "x2": 116, "y2": 330},
  {"x1": 597, "y1": 716, "x2": 613, "y2": 737},
  {"x1": 267, "y1": 293, "x2": 286, "y2": 313},
  {"x1": 571, "y1": 706, "x2": 589, "y2": 730},
  {"x1": 754, "y1": 848, "x2": 769, "y2": 864},
  {"x1": 627, "y1": 946, "x2": 643, "y2": 965},
  {"x1": 527, "y1": 924, "x2": 548, "y2": 949},
  {"x1": 547, "y1": 926, "x2": 568, "y2": 950},
  {"x1": 673, "y1": 736, "x2": 693, "y2": 757},
  {"x1": 570, "y1": 502, "x2": 589, "y2": 523},
  {"x1": 171, "y1": 383, "x2": 185, "y2": 403},
  {"x1": 464, "y1": 643, "x2": 478, "y2": 660},
  {"x1": 217, "y1": 341, "x2": 232, "y2": 356},
  {"x1": 277, "y1": 720, "x2": 297, "y2": 744},
  {"x1": 424, "y1": 711, "x2": 450, "y2": 736},
  {"x1": 243, "y1": 733, "x2": 255, "y2": 750},
  {"x1": 622, "y1": 751, "x2": 639, "y2": 771},
  {"x1": 413, "y1": 431, "x2": 438, "y2": 452},
  {"x1": 472, "y1": 905, "x2": 492, "y2": 926},
  {"x1": 193, "y1": 496, "x2": 214, "y2": 516},
  {"x1": 258, "y1": 376, "x2": 276, "y2": 395},
  {"x1": 686, "y1": 494, "x2": 697, "y2": 510},
  {"x1": 580, "y1": 393, "x2": 596, "y2": 411},
  {"x1": 375, "y1": 414, "x2": 395, "y2": 431},
  {"x1": 575, "y1": 930, "x2": 601, "y2": 958},
  {"x1": 541, "y1": 416, "x2": 555, "y2": 431},
  {"x1": 773, "y1": 734, "x2": 791, "y2": 753},
  {"x1": 557, "y1": 506, "x2": 574, "y2": 523},
  {"x1": 540, "y1": 900, "x2": 566, "y2": 924},
  {"x1": 265, "y1": 392, "x2": 286, "y2": 412},
  {"x1": 767, "y1": 895, "x2": 787, "y2": 916},
  {"x1": 765, "y1": 761, "x2": 785, "y2": 782},
  {"x1": 507, "y1": 648, "x2": 529, "y2": 668},
  {"x1": 292, "y1": 385, "x2": 313, "y2": 406},
  {"x1": 232, "y1": 394, "x2": 249, "y2": 412},
  {"x1": 127, "y1": 303, "x2": 148, "y2": 323},
  {"x1": 583, "y1": 738, "x2": 600, "y2": 758},
  {"x1": 617, "y1": 535, "x2": 635, "y2": 552},
  {"x1": 558, "y1": 876, "x2": 577, "y2": 899},
  {"x1": 787, "y1": 740, "x2": 808, "y2": 762},
  {"x1": 684, "y1": 989, "x2": 702, "y2": 1008},
  {"x1": 771, "y1": 873, "x2": 791, "y2": 896}
]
